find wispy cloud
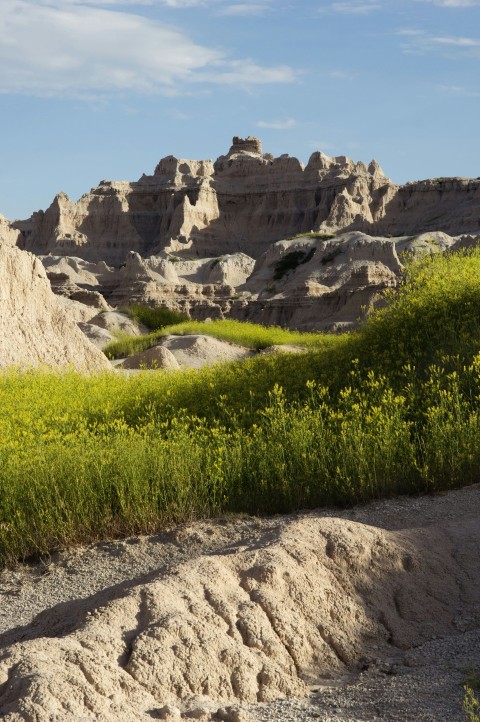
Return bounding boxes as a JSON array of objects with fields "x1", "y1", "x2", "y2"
[
  {"x1": 421, "y1": 0, "x2": 480, "y2": 7},
  {"x1": 432, "y1": 35, "x2": 480, "y2": 45},
  {"x1": 319, "y1": 1, "x2": 382, "y2": 14},
  {"x1": 328, "y1": 69, "x2": 355, "y2": 80},
  {"x1": 47, "y1": 0, "x2": 271, "y2": 8},
  {"x1": 398, "y1": 28, "x2": 480, "y2": 55},
  {"x1": 218, "y1": 3, "x2": 270, "y2": 16},
  {"x1": 439, "y1": 83, "x2": 480, "y2": 95},
  {"x1": 255, "y1": 118, "x2": 297, "y2": 129},
  {"x1": 0, "y1": 0, "x2": 297, "y2": 97}
]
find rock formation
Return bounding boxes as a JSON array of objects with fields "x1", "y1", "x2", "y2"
[
  {"x1": 1, "y1": 505, "x2": 479, "y2": 720},
  {"x1": 4, "y1": 137, "x2": 480, "y2": 338},
  {"x1": 230, "y1": 231, "x2": 404, "y2": 331},
  {"x1": 9, "y1": 137, "x2": 480, "y2": 270},
  {"x1": 13, "y1": 137, "x2": 398, "y2": 264},
  {"x1": 0, "y1": 244, "x2": 111, "y2": 371},
  {"x1": 0, "y1": 214, "x2": 21, "y2": 247},
  {"x1": 33, "y1": 231, "x2": 460, "y2": 334}
]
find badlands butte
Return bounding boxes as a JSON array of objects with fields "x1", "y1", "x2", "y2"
[
  {"x1": 1, "y1": 139, "x2": 480, "y2": 722},
  {"x1": 1, "y1": 135, "x2": 480, "y2": 366}
]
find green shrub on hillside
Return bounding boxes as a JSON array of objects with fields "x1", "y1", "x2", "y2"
[
  {"x1": 357, "y1": 249, "x2": 480, "y2": 378},
  {"x1": 123, "y1": 304, "x2": 187, "y2": 331}
]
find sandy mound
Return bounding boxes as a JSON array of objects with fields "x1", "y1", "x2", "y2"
[
  {"x1": 158, "y1": 334, "x2": 252, "y2": 369},
  {"x1": 1, "y1": 497, "x2": 479, "y2": 721},
  {"x1": 88, "y1": 311, "x2": 149, "y2": 336},
  {"x1": 0, "y1": 245, "x2": 111, "y2": 371},
  {"x1": 123, "y1": 345, "x2": 180, "y2": 370}
]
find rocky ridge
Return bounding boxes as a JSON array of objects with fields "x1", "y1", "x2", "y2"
[
  {"x1": 8, "y1": 136, "x2": 480, "y2": 268},
  {"x1": 2, "y1": 137, "x2": 480, "y2": 353},
  {"x1": 32, "y1": 230, "x2": 466, "y2": 334}
]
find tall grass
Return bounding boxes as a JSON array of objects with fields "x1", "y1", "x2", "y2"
[
  {"x1": 3, "y1": 248, "x2": 480, "y2": 564},
  {"x1": 104, "y1": 319, "x2": 334, "y2": 359}
]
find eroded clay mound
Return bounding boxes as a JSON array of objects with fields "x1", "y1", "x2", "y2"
[
  {"x1": 156, "y1": 334, "x2": 253, "y2": 369},
  {"x1": 1, "y1": 515, "x2": 478, "y2": 721},
  {"x1": 0, "y1": 245, "x2": 111, "y2": 371}
]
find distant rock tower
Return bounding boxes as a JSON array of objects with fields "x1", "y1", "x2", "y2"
[{"x1": 229, "y1": 136, "x2": 263, "y2": 155}]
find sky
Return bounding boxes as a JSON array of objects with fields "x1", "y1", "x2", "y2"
[{"x1": 1, "y1": 0, "x2": 480, "y2": 220}]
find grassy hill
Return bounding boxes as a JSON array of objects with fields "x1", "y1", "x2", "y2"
[{"x1": 2, "y1": 248, "x2": 480, "y2": 565}]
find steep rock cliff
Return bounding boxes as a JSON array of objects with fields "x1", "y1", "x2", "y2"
[{"x1": 14, "y1": 137, "x2": 398, "y2": 264}]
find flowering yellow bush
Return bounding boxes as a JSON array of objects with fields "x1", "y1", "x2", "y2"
[{"x1": 2, "y1": 248, "x2": 480, "y2": 564}]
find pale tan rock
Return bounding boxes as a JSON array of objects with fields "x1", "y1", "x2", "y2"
[
  {"x1": 15, "y1": 137, "x2": 398, "y2": 264},
  {"x1": 78, "y1": 322, "x2": 114, "y2": 350},
  {"x1": 122, "y1": 346, "x2": 180, "y2": 370},
  {"x1": 232, "y1": 232, "x2": 402, "y2": 331},
  {"x1": 0, "y1": 512, "x2": 479, "y2": 720},
  {"x1": 55, "y1": 295, "x2": 103, "y2": 323},
  {"x1": 157, "y1": 334, "x2": 252, "y2": 369},
  {"x1": 158, "y1": 704, "x2": 182, "y2": 721},
  {"x1": 11, "y1": 137, "x2": 480, "y2": 270},
  {"x1": 205, "y1": 254, "x2": 255, "y2": 287},
  {"x1": 0, "y1": 245, "x2": 111, "y2": 371},
  {"x1": 88, "y1": 310, "x2": 148, "y2": 336},
  {"x1": 30, "y1": 228, "x2": 466, "y2": 334},
  {"x1": 0, "y1": 214, "x2": 21, "y2": 246}
]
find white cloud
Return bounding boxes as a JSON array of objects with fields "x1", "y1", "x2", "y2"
[
  {"x1": 422, "y1": 0, "x2": 480, "y2": 6},
  {"x1": 36, "y1": 0, "x2": 275, "y2": 11},
  {"x1": 319, "y1": 1, "x2": 382, "y2": 14},
  {"x1": 255, "y1": 118, "x2": 297, "y2": 129},
  {"x1": 0, "y1": 0, "x2": 296, "y2": 97},
  {"x1": 439, "y1": 83, "x2": 480, "y2": 95},
  {"x1": 328, "y1": 69, "x2": 355, "y2": 80},
  {"x1": 200, "y1": 60, "x2": 296, "y2": 85},
  {"x1": 432, "y1": 35, "x2": 480, "y2": 45},
  {"x1": 218, "y1": 3, "x2": 270, "y2": 16},
  {"x1": 398, "y1": 28, "x2": 480, "y2": 54}
]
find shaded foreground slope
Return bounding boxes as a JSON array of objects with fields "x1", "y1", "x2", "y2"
[{"x1": 0, "y1": 485, "x2": 479, "y2": 721}]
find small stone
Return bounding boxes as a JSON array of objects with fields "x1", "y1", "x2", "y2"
[
  {"x1": 158, "y1": 704, "x2": 182, "y2": 721},
  {"x1": 183, "y1": 706, "x2": 211, "y2": 720},
  {"x1": 216, "y1": 706, "x2": 251, "y2": 722}
]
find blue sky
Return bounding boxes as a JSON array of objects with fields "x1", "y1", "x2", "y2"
[{"x1": 1, "y1": 0, "x2": 480, "y2": 220}]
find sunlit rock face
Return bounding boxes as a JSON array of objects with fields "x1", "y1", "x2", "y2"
[
  {"x1": 0, "y1": 244, "x2": 111, "y2": 370},
  {"x1": 12, "y1": 137, "x2": 398, "y2": 265},
  {"x1": 6, "y1": 137, "x2": 480, "y2": 335},
  {"x1": 11, "y1": 137, "x2": 480, "y2": 267}
]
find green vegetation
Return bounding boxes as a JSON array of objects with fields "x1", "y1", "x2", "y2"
[
  {"x1": 123, "y1": 304, "x2": 187, "y2": 331},
  {"x1": 104, "y1": 318, "x2": 332, "y2": 359},
  {"x1": 464, "y1": 671, "x2": 480, "y2": 722},
  {"x1": 3, "y1": 248, "x2": 480, "y2": 565},
  {"x1": 273, "y1": 250, "x2": 307, "y2": 280},
  {"x1": 273, "y1": 247, "x2": 317, "y2": 280},
  {"x1": 321, "y1": 247, "x2": 343, "y2": 264}
]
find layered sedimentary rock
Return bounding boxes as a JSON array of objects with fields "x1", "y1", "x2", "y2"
[
  {"x1": 13, "y1": 137, "x2": 398, "y2": 264},
  {"x1": 0, "y1": 244, "x2": 111, "y2": 370},
  {"x1": 32, "y1": 231, "x2": 458, "y2": 334},
  {"x1": 11, "y1": 136, "x2": 480, "y2": 270},
  {"x1": 375, "y1": 177, "x2": 480, "y2": 237},
  {"x1": 230, "y1": 232, "x2": 403, "y2": 331}
]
